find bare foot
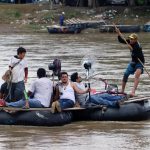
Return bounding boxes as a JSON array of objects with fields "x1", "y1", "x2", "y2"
[{"x1": 129, "y1": 93, "x2": 135, "y2": 98}]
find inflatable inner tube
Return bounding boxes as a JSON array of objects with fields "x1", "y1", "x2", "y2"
[
  {"x1": 72, "y1": 102, "x2": 149, "y2": 121},
  {"x1": 15, "y1": 111, "x2": 73, "y2": 126},
  {"x1": 0, "y1": 111, "x2": 15, "y2": 125}
]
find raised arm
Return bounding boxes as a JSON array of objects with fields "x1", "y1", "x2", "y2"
[{"x1": 72, "y1": 82, "x2": 89, "y2": 94}]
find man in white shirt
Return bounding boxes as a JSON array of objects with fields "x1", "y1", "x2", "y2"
[
  {"x1": 6, "y1": 68, "x2": 53, "y2": 108},
  {"x1": 9, "y1": 47, "x2": 28, "y2": 101}
]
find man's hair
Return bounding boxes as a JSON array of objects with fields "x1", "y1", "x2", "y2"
[
  {"x1": 71, "y1": 72, "x2": 78, "y2": 82},
  {"x1": 60, "y1": 71, "x2": 68, "y2": 77},
  {"x1": 37, "y1": 68, "x2": 46, "y2": 78},
  {"x1": 17, "y1": 47, "x2": 26, "y2": 55}
]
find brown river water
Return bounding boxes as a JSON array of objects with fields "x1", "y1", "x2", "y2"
[{"x1": 0, "y1": 31, "x2": 150, "y2": 149}]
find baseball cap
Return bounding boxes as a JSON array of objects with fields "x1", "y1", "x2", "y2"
[{"x1": 129, "y1": 33, "x2": 138, "y2": 40}]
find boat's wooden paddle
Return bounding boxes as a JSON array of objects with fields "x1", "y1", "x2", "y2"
[{"x1": 114, "y1": 23, "x2": 150, "y2": 78}]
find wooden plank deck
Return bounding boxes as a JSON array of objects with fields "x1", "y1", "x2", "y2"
[
  {"x1": 65, "y1": 18, "x2": 105, "y2": 24},
  {"x1": 0, "y1": 107, "x2": 86, "y2": 112},
  {"x1": 0, "y1": 96, "x2": 149, "y2": 112},
  {"x1": 124, "y1": 96, "x2": 150, "y2": 103}
]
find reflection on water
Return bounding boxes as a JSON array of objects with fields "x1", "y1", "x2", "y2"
[
  {"x1": 0, "y1": 121, "x2": 150, "y2": 150},
  {"x1": 0, "y1": 32, "x2": 150, "y2": 149}
]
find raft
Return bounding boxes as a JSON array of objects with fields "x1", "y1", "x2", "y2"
[
  {"x1": 65, "y1": 19, "x2": 106, "y2": 30},
  {"x1": 47, "y1": 25, "x2": 81, "y2": 34},
  {"x1": 0, "y1": 97, "x2": 150, "y2": 127}
]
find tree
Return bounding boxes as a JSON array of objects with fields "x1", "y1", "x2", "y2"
[
  {"x1": 127, "y1": 0, "x2": 136, "y2": 6},
  {"x1": 88, "y1": 0, "x2": 97, "y2": 7},
  {"x1": 49, "y1": 0, "x2": 53, "y2": 9}
]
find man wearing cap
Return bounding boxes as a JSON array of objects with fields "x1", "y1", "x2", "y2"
[{"x1": 116, "y1": 30, "x2": 145, "y2": 97}]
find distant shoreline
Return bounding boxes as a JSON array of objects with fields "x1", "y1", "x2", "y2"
[{"x1": 0, "y1": 4, "x2": 149, "y2": 33}]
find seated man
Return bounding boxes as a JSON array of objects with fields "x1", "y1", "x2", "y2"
[
  {"x1": 6, "y1": 68, "x2": 53, "y2": 108},
  {"x1": 70, "y1": 72, "x2": 88, "y2": 107},
  {"x1": 71, "y1": 72, "x2": 125, "y2": 108},
  {"x1": 51, "y1": 71, "x2": 89, "y2": 113}
]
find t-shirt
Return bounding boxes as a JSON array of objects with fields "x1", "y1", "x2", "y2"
[
  {"x1": 118, "y1": 36, "x2": 145, "y2": 64},
  {"x1": 9, "y1": 56, "x2": 28, "y2": 83},
  {"x1": 74, "y1": 82, "x2": 88, "y2": 106},
  {"x1": 29, "y1": 77, "x2": 53, "y2": 107}
]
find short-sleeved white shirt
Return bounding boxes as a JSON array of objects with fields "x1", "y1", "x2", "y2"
[
  {"x1": 29, "y1": 77, "x2": 53, "y2": 107},
  {"x1": 9, "y1": 56, "x2": 28, "y2": 83}
]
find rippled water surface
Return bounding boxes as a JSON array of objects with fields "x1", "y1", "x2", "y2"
[{"x1": 0, "y1": 32, "x2": 150, "y2": 149}]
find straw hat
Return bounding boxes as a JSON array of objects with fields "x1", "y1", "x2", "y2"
[{"x1": 2, "y1": 70, "x2": 12, "y2": 82}]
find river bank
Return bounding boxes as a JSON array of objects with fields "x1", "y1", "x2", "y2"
[{"x1": 0, "y1": 3, "x2": 150, "y2": 33}]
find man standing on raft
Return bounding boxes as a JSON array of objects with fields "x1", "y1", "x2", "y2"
[{"x1": 115, "y1": 28, "x2": 145, "y2": 97}]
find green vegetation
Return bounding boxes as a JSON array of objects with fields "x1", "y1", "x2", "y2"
[
  {"x1": 65, "y1": 11, "x2": 82, "y2": 19},
  {"x1": 6, "y1": 9, "x2": 22, "y2": 18},
  {"x1": 42, "y1": 12, "x2": 55, "y2": 23},
  {"x1": 0, "y1": 3, "x2": 149, "y2": 32}
]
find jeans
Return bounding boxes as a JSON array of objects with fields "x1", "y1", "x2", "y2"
[
  {"x1": 124, "y1": 62, "x2": 143, "y2": 78},
  {"x1": 87, "y1": 93, "x2": 124, "y2": 108},
  {"x1": 59, "y1": 99, "x2": 74, "y2": 109},
  {"x1": 6, "y1": 98, "x2": 44, "y2": 108},
  {"x1": 11, "y1": 81, "x2": 25, "y2": 101}
]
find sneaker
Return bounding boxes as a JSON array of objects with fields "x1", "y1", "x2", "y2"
[
  {"x1": 55, "y1": 101, "x2": 61, "y2": 112},
  {"x1": 51, "y1": 102, "x2": 56, "y2": 113}
]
